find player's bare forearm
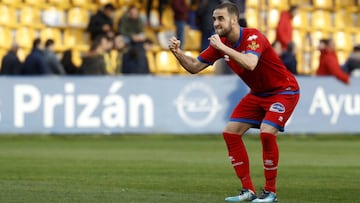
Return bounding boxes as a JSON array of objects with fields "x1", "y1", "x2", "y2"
[{"x1": 172, "y1": 50, "x2": 205, "y2": 74}]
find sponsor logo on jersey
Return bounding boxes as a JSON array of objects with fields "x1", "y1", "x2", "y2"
[
  {"x1": 247, "y1": 41, "x2": 260, "y2": 50},
  {"x1": 269, "y1": 102, "x2": 285, "y2": 113}
]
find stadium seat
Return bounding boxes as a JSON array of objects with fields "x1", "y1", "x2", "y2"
[
  {"x1": 67, "y1": 7, "x2": 90, "y2": 28},
  {"x1": 246, "y1": 8, "x2": 260, "y2": 28},
  {"x1": 289, "y1": 0, "x2": 312, "y2": 6},
  {"x1": 72, "y1": 0, "x2": 97, "y2": 11},
  {"x1": 355, "y1": 32, "x2": 360, "y2": 44},
  {"x1": 19, "y1": 6, "x2": 44, "y2": 29},
  {"x1": 292, "y1": 29, "x2": 309, "y2": 51},
  {"x1": 118, "y1": 0, "x2": 137, "y2": 6},
  {"x1": 154, "y1": 51, "x2": 180, "y2": 74},
  {"x1": 337, "y1": 50, "x2": 350, "y2": 65},
  {"x1": 299, "y1": 50, "x2": 312, "y2": 75},
  {"x1": 162, "y1": 7, "x2": 175, "y2": 30},
  {"x1": 40, "y1": 28, "x2": 64, "y2": 51},
  {"x1": 292, "y1": 9, "x2": 310, "y2": 31},
  {"x1": 334, "y1": 10, "x2": 356, "y2": 32},
  {"x1": 333, "y1": 32, "x2": 352, "y2": 51},
  {"x1": 0, "y1": 26, "x2": 12, "y2": 49},
  {"x1": 63, "y1": 28, "x2": 89, "y2": 51},
  {"x1": 17, "y1": 48, "x2": 31, "y2": 62},
  {"x1": 1, "y1": 0, "x2": 23, "y2": 6},
  {"x1": 42, "y1": 7, "x2": 66, "y2": 27},
  {"x1": 246, "y1": 0, "x2": 261, "y2": 9},
  {"x1": 23, "y1": 0, "x2": 47, "y2": 8},
  {"x1": 311, "y1": 10, "x2": 332, "y2": 32},
  {"x1": 268, "y1": 0, "x2": 289, "y2": 10},
  {"x1": 48, "y1": 0, "x2": 71, "y2": 9},
  {"x1": 266, "y1": 9, "x2": 280, "y2": 29},
  {"x1": 311, "y1": 50, "x2": 321, "y2": 74},
  {"x1": 265, "y1": 29, "x2": 276, "y2": 44},
  {"x1": 183, "y1": 27, "x2": 201, "y2": 51},
  {"x1": 0, "y1": 5, "x2": 18, "y2": 28},
  {"x1": 146, "y1": 51, "x2": 156, "y2": 73},
  {"x1": 312, "y1": 0, "x2": 333, "y2": 9},
  {"x1": 334, "y1": 0, "x2": 356, "y2": 9},
  {"x1": 15, "y1": 27, "x2": 36, "y2": 49}
]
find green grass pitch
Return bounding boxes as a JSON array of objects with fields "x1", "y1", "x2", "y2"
[{"x1": 0, "y1": 134, "x2": 359, "y2": 203}]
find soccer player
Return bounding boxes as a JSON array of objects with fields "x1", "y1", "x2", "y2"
[{"x1": 168, "y1": 2, "x2": 300, "y2": 203}]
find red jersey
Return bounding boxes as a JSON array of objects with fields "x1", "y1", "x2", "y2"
[{"x1": 198, "y1": 28, "x2": 299, "y2": 95}]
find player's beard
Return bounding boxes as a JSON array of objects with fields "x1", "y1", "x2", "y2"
[{"x1": 214, "y1": 23, "x2": 232, "y2": 37}]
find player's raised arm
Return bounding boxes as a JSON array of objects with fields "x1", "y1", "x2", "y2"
[
  {"x1": 209, "y1": 34, "x2": 259, "y2": 71},
  {"x1": 168, "y1": 37, "x2": 208, "y2": 74}
]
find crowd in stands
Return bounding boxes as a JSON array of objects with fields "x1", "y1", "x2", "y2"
[{"x1": 0, "y1": 0, "x2": 359, "y2": 79}]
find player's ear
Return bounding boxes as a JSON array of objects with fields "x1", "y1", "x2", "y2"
[{"x1": 231, "y1": 15, "x2": 238, "y2": 25}]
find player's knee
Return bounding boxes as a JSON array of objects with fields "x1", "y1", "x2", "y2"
[{"x1": 260, "y1": 132, "x2": 276, "y2": 143}]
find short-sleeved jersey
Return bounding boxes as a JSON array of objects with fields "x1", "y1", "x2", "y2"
[{"x1": 198, "y1": 28, "x2": 299, "y2": 95}]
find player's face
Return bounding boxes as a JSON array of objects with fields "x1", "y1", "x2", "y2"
[{"x1": 213, "y1": 8, "x2": 233, "y2": 37}]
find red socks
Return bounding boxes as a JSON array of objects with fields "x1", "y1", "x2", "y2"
[
  {"x1": 222, "y1": 132, "x2": 255, "y2": 193},
  {"x1": 223, "y1": 132, "x2": 279, "y2": 194},
  {"x1": 260, "y1": 132, "x2": 279, "y2": 193}
]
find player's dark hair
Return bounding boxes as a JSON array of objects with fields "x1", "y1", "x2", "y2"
[{"x1": 215, "y1": 2, "x2": 240, "y2": 19}]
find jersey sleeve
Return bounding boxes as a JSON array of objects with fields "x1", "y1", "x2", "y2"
[
  {"x1": 243, "y1": 30, "x2": 267, "y2": 57},
  {"x1": 197, "y1": 44, "x2": 222, "y2": 65}
]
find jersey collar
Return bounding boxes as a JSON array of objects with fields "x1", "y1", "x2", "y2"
[{"x1": 233, "y1": 27, "x2": 243, "y2": 48}]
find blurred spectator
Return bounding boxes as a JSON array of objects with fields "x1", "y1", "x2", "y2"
[
  {"x1": 80, "y1": 35, "x2": 108, "y2": 75},
  {"x1": 104, "y1": 36, "x2": 116, "y2": 75},
  {"x1": 87, "y1": 3, "x2": 116, "y2": 41},
  {"x1": 316, "y1": 39, "x2": 350, "y2": 85},
  {"x1": 22, "y1": 38, "x2": 52, "y2": 75},
  {"x1": 343, "y1": 45, "x2": 360, "y2": 77},
  {"x1": 121, "y1": 40, "x2": 152, "y2": 74},
  {"x1": 117, "y1": 5, "x2": 146, "y2": 44},
  {"x1": 114, "y1": 34, "x2": 129, "y2": 74},
  {"x1": 226, "y1": 0, "x2": 247, "y2": 27},
  {"x1": 145, "y1": 0, "x2": 168, "y2": 27},
  {"x1": 280, "y1": 42, "x2": 297, "y2": 75},
  {"x1": 196, "y1": 0, "x2": 220, "y2": 51},
  {"x1": 0, "y1": 43, "x2": 22, "y2": 75},
  {"x1": 170, "y1": 0, "x2": 189, "y2": 49},
  {"x1": 44, "y1": 39, "x2": 66, "y2": 75},
  {"x1": 61, "y1": 49, "x2": 81, "y2": 75},
  {"x1": 271, "y1": 40, "x2": 283, "y2": 56},
  {"x1": 275, "y1": 6, "x2": 298, "y2": 50}
]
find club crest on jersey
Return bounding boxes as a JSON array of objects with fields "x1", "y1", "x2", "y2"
[
  {"x1": 269, "y1": 102, "x2": 285, "y2": 113},
  {"x1": 247, "y1": 34, "x2": 258, "y2": 41},
  {"x1": 247, "y1": 41, "x2": 260, "y2": 50}
]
